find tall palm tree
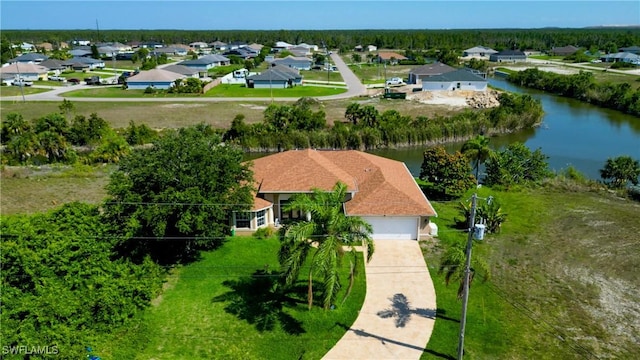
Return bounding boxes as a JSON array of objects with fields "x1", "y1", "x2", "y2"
[
  {"x1": 278, "y1": 182, "x2": 374, "y2": 310},
  {"x1": 461, "y1": 135, "x2": 493, "y2": 184}
]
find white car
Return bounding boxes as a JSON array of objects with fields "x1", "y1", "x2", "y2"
[
  {"x1": 12, "y1": 79, "x2": 33, "y2": 87},
  {"x1": 590, "y1": 59, "x2": 602, "y2": 63},
  {"x1": 386, "y1": 77, "x2": 404, "y2": 85},
  {"x1": 48, "y1": 75, "x2": 66, "y2": 81}
]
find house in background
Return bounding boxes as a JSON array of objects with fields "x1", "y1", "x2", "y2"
[
  {"x1": 223, "y1": 47, "x2": 257, "y2": 59},
  {"x1": 9, "y1": 53, "x2": 49, "y2": 64},
  {"x1": 376, "y1": 52, "x2": 407, "y2": 65},
  {"x1": 289, "y1": 46, "x2": 312, "y2": 57},
  {"x1": 39, "y1": 59, "x2": 66, "y2": 74},
  {"x1": 163, "y1": 64, "x2": 200, "y2": 78},
  {"x1": 421, "y1": 68, "x2": 488, "y2": 92},
  {"x1": 489, "y1": 50, "x2": 527, "y2": 62},
  {"x1": 600, "y1": 52, "x2": 640, "y2": 64},
  {"x1": 619, "y1": 46, "x2": 640, "y2": 55},
  {"x1": 550, "y1": 45, "x2": 579, "y2": 56},
  {"x1": 189, "y1": 41, "x2": 209, "y2": 49},
  {"x1": 408, "y1": 62, "x2": 456, "y2": 84},
  {"x1": 233, "y1": 149, "x2": 437, "y2": 240},
  {"x1": 0, "y1": 63, "x2": 49, "y2": 81},
  {"x1": 178, "y1": 54, "x2": 230, "y2": 72},
  {"x1": 210, "y1": 41, "x2": 227, "y2": 51},
  {"x1": 246, "y1": 65, "x2": 301, "y2": 88},
  {"x1": 62, "y1": 57, "x2": 105, "y2": 70},
  {"x1": 69, "y1": 49, "x2": 92, "y2": 57},
  {"x1": 36, "y1": 42, "x2": 54, "y2": 52},
  {"x1": 125, "y1": 68, "x2": 186, "y2": 90},
  {"x1": 462, "y1": 46, "x2": 498, "y2": 58},
  {"x1": 271, "y1": 55, "x2": 312, "y2": 70}
]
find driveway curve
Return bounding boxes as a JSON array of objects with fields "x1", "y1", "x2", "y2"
[
  {"x1": 323, "y1": 240, "x2": 437, "y2": 360},
  {"x1": 0, "y1": 52, "x2": 367, "y2": 103}
]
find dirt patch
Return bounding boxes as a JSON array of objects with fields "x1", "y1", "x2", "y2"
[
  {"x1": 160, "y1": 104, "x2": 206, "y2": 109},
  {"x1": 239, "y1": 103, "x2": 268, "y2": 111},
  {"x1": 151, "y1": 268, "x2": 181, "y2": 307}
]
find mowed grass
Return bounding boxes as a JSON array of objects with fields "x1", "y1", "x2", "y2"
[
  {"x1": 422, "y1": 185, "x2": 640, "y2": 359},
  {"x1": 58, "y1": 84, "x2": 346, "y2": 98},
  {"x1": 96, "y1": 236, "x2": 366, "y2": 360},
  {"x1": 349, "y1": 63, "x2": 413, "y2": 83},
  {"x1": 0, "y1": 165, "x2": 112, "y2": 215},
  {"x1": 0, "y1": 86, "x2": 51, "y2": 97}
]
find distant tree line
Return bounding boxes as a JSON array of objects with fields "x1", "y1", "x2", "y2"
[
  {"x1": 3, "y1": 28, "x2": 639, "y2": 55},
  {"x1": 507, "y1": 68, "x2": 640, "y2": 116}
]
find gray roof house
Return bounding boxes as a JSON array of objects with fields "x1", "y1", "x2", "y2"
[
  {"x1": 69, "y1": 49, "x2": 92, "y2": 57},
  {"x1": 550, "y1": 45, "x2": 579, "y2": 56},
  {"x1": 10, "y1": 53, "x2": 49, "y2": 63},
  {"x1": 271, "y1": 56, "x2": 312, "y2": 70},
  {"x1": 619, "y1": 46, "x2": 640, "y2": 55},
  {"x1": 39, "y1": 59, "x2": 66, "y2": 71},
  {"x1": 163, "y1": 64, "x2": 200, "y2": 78},
  {"x1": 462, "y1": 46, "x2": 498, "y2": 58},
  {"x1": 62, "y1": 57, "x2": 105, "y2": 69},
  {"x1": 178, "y1": 54, "x2": 230, "y2": 71},
  {"x1": 246, "y1": 65, "x2": 302, "y2": 89},
  {"x1": 600, "y1": 52, "x2": 640, "y2": 64},
  {"x1": 126, "y1": 69, "x2": 186, "y2": 90},
  {"x1": 408, "y1": 62, "x2": 456, "y2": 84},
  {"x1": 489, "y1": 50, "x2": 527, "y2": 63},
  {"x1": 421, "y1": 69, "x2": 488, "y2": 92}
]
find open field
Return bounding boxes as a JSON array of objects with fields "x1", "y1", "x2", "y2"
[
  {"x1": 0, "y1": 97, "x2": 464, "y2": 130},
  {"x1": 0, "y1": 165, "x2": 112, "y2": 215},
  {"x1": 300, "y1": 69, "x2": 344, "y2": 82},
  {"x1": 422, "y1": 185, "x2": 640, "y2": 359},
  {"x1": 349, "y1": 63, "x2": 414, "y2": 83},
  {"x1": 94, "y1": 236, "x2": 366, "y2": 359},
  {"x1": 0, "y1": 86, "x2": 51, "y2": 96}
]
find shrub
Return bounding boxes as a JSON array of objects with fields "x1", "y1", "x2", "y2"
[{"x1": 254, "y1": 226, "x2": 275, "y2": 239}]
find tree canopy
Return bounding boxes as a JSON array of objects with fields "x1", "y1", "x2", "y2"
[
  {"x1": 420, "y1": 146, "x2": 476, "y2": 200},
  {"x1": 104, "y1": 124, "x2": 254, "y2": 263},
  {"x1": 485, "y1": 142, "x2": 550, "y2": 187},
  {"x1": 599, "y1": 156, "x2": 640, "y2": 188}
]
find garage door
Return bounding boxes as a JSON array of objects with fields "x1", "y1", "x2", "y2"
[{"x1": 362, "y1": 216, "x2": 418, "y2": 240}]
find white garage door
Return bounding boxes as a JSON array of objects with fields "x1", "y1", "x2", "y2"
[{"x1": 362, "y1": 216, "x2": 419, "y2": 240}]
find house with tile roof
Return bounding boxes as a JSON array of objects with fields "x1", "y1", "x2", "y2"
[
  {"x1": 376, "y1": 52, "x2": 408, "y2": 65},
  {"x1": 408, "y1": 62, "x2": 456, "y2": 84},
  {"x1": 235, "y1": 149, "x2": 437, "y2": 240},
  {"x1": 421, "y1": 68, "x2": 488, "y2": 92},
  {"x1": 125, "y1": 69, "x2": 186, "y2": 90}
]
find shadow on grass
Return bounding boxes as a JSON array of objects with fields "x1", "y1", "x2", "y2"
[
  {"x1": 376, "y1": 293, "x2": 436, "y2": 328},
  {"x1": 436, "y1": 308, "x2": 460, "y2": 323},
  {"x1": 423, "y1": 348, "x2": 456, "y2": 360},
  {"x1": 212, "y1": 269, "x2": 306, "y2": 335}
]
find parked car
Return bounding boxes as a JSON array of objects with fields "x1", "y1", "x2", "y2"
[
  {"x1": 12, "y1": 79, "x2": 33, "y2": 87},
  {"x1": 48, "y1": 75, "x2": 66, "y2": 81},
  {"x1": 386, "y1": 77, "x2": 404, "y2": 85},
  {"x1": 67, "y1": 78, "x2": 81, "y2": 84}
]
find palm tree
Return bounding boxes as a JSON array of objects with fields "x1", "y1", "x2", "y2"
[
  {"x1": 278, "y1": 182, "x2": 374, "y2": 310},
  {"x1": 461, "y1": 135, "x2": 493, "y2": 184},
  {"x1": 439, "y1": 241, "x2": 490, "y2": 300}
]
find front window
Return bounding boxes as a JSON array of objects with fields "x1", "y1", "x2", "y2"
[
  {"x1": 235, "y1": 212, "x2": 250, "y2": 228},
  {"x1": 256, "y1": 210, "x2": 266, "y2": 227}
]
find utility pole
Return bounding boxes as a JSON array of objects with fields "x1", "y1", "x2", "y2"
[{"x1": 457, "y1": 193, "x2": 477, "y2": 360}]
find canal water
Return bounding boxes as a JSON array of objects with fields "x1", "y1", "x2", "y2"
[{"x1": 370, "y1": 77, "x2": 640, "y2": 180}]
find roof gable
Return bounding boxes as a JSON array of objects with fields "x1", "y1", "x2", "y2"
[
  {"x1": 423, "y1": 68, "x2": 487, "y2": 82},
  {"x1": 410, "y1": 62, "x2": 456, "y2": 75},
  {"x1": 127, "y1": 69, "x2": 186, "y2": 82}
]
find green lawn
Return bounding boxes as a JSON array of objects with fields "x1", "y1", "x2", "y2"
[
  {"x1": 96, "y1": 236, "x2": 366, "y2": 359},
  {"x1": 349, "y1": 63, "x2": 412, "y2": 83},
  {"x1": 422, "y1": 185, "x2": 640, "y2": 359},
  {"x1": 0, "y1": 86, "x2": 51, "y2": 97},
  {"x1": 59, "y1": 84, "x2": 346, "y2": 98},
  {"x1": 300, "y1": 69, "x2": 344, "y2": 82},
  {"x1": 204, "y1": 84, "x2": 346, "y2": 97}
]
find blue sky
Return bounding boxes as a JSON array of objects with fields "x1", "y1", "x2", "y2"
[{"x1": 1, "y1": 1, "x2": 638, "y2": 30}]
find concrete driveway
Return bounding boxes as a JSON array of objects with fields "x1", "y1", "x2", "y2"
[{"x1": 323, "y1": 240, "x2": 437, "y2": 360}]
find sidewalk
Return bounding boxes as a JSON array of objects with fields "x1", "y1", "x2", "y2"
[{"x1": 323, "y1": 240, "x2": 437, "y2": 360}]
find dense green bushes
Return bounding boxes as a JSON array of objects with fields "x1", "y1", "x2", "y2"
[
  {"x1": 225, "y1": 93, "x2": 543, "y2": 151},
  {"x1": 1, "y1": 203, "x2": 164, "y2": 358},
  {"x1": 507, "y1": 68, "x2": 640, "y2": 116},
  {"x1": 1, "y1": 110, "x2": 157, "y2": 166}
]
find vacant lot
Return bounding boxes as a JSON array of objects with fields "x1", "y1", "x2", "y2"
[
  {"x1": 423, "y1": 185, "x2": 640, "y2": 359},
  {"x1": 1, "y1": 97, "x2": 464, "y2": 131}
]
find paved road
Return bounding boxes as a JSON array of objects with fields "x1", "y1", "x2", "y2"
[
  {"x1": 0, "y1": 54, "x2": 368, "y2": 103},
  {"x1": 323, "y1": 240, "x2": 437, "y2": 360}
]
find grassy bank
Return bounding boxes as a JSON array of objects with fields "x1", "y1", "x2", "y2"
[
  {"x1": 95, "y1": 236, "x2": 366, "y2": 359},
  {"x1": 422, "y1": 184, "x2": 640, "y2": 359}
]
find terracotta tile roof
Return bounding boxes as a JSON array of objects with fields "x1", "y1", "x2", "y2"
[
  {"x1": 377, "y1": 52, "x2": 408, "y2": 60},
  {"x1": 252, "y1": 196, "x2": 272, "y2": 211},
  {"x1": 249, "y1": 149, "x2": 436, "y2": 217}
]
